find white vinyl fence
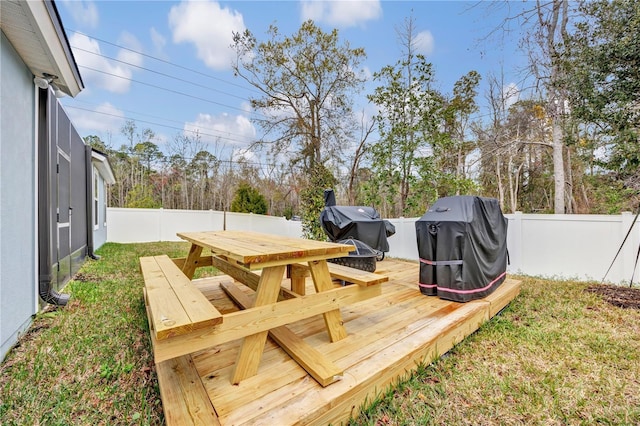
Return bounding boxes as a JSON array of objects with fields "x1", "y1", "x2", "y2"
[
  {"x1": 107, "y1": 208, "x2": 640, "y2": 285},
  {"x1": 106, "y1": 208, "x2": 304, "y2": 243}
]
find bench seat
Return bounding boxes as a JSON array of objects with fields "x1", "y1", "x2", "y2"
[
  {"x1": 291, "y1": 261, "x2": 388, "y2": 292},
  {"x1": 324, "y1": 262, "x2": 389, "y2": 286},
  {"x1": 140, "y1": 255, "x2": 223, "y2": 341}
]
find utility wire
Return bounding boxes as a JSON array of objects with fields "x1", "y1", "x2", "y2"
[
  {"x1": 153, "y1": 156, "x2": 302, "y2": 171},
  {"x1": 65, "y1": 29, "x2": 517, "y2": 163},
  {"x1": 66, "y1": 29, "x2": 505, "y2": 129},
  {"x1": 64, "y1": 104, "x2": 252, "y2": 145},
  {"x1": 78, "y1": 64, "x2": 269, "y2": 119},
  {"x1": 65, "y1": 28, "x2": 257, "y2": 94},
  {"x1": 71, "y1": 45, "x2": 250, "y2": 101},
  {"x1": 64, "y1": 98, "x2": 251, "y2": 143}
]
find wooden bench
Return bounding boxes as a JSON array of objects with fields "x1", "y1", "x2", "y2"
[
  {"x1": 140, "y1": 255, "x2": 223, "y2": 343},
  {"x1": 290, "y1": 261, "x2": 388, "y2": 294}
]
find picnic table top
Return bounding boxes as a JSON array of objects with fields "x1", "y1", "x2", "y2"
[{"x1": 177, "y1": 230, "x2": 354, "y2": 270}]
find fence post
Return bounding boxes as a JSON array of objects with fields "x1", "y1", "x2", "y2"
[{"x1": 510, "y1": 212, "x2": 523, "y2": 273}]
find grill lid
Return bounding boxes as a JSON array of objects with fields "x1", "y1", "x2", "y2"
[{"x1": 337, "y1": 238, "x2": 378, "y2": 258}]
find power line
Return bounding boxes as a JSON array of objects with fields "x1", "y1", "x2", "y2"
[
  {"x1": 71, "y1": 45, "x2": 251, "y2": 102},
  {"x1": 65, "y1": 29, "x2": 503, "y2": 157},
  {"x1": 153, "y1": 156, "x2": 302, "y2": 171},
  {"x1": 104, "y1": 144, "x2": 304, "y2": 173},
  {"x1": 64, "y1": 104, "x2": 253, "y2": 146},
  {"x1": 62, "y1": 29, "x2": 276, "y2": 143},
  {"x1": 78, "y1": 64, "x2": 268, "y2": 119},
  {"x1": 64, "y1": 98, "x2": 251, "y2": 143},
  {"x1": 65, "y1": 28, "x2": 258, "y2": 94}
]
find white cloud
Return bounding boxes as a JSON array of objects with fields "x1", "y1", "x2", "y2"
[
  {"x1": 60, "y1": 0, "x2": 99, "y2": 29},
  {"x1": 116, "y1": 32, "x2": 144, "y2": 67},
  {"x1": 503, "y1": 82, "x2": 520, "y2": 110},
  {"x1": 300, "y1": 1, "x2": 324, "y2": 22},
  {"x1": 240, "y1": 101, "x2": 253, "y2": 115},
  {"x1": 414, "y1": 31, "x2": 435, "y2": 56},
  {"x1": 183, "y1": 113, "x2": 256, "y2": 147},
  {"x1": 169, "y1": 1, "x2": 246, "y2": 71},
  {"x1": 151, "y1": 131, "x2": 171, "y2": 148},
  {"x1": 150, "y1": 27, "x2": 169, "y2": 60},
  {"x1": 300, "y1": 0, "x2": 382, "y2": 28},
  {"x1": 69, "y1": 33, "x2": 137, "y2": 93},
  {"x1": 64, "y1": 102, "x2": 125, "y2": 135}
]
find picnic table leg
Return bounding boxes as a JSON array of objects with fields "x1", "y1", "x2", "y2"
[
  {"x1": 308, "y1": 260, "x2": 348, "y2": 342},
  {"x1": 182, "y1": 244, "x2": 203, "y2": 279},
  {"x1": 231, "y1": 264, "x2": 286, "y2": 384},
  {"x1": 289, "y1": 264, "x2": 309, "y2": 295}
]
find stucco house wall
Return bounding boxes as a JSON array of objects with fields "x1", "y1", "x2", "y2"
[{"x1": 0, "y1": 31, "x2": 39, "y2": 360}]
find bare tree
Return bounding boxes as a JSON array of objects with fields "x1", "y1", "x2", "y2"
[
  {"x1": 346, "y1": 110, "x2": 376, "y2": 205},
  {"x1": 483, "y1": 1, "x2": 573, "y2": 213},
  {"x1": 525, "y1": 0, "x2": 571, "y2": 213}
]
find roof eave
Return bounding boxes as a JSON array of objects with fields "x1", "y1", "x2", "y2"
[
  {"x1": 23, "y1": 0, "x2": 83, "y2": 96},
  {"x1": 91, "y1": 150, "x2": 117, "y2": 185}
]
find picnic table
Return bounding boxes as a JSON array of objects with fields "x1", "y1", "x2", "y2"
[{"x1": 140, "y1": 230, "x2": 386, "y2": 386}]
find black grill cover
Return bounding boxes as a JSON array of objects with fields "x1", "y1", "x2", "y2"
[
  {"x1": 415, "y1": 196, "x2": 508, "y2": 302},
  {"x1": 320, "y1": 189, "x2": 392, "y2": 253}
]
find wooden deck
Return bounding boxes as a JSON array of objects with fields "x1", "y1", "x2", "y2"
[{"x1": 155, "y1": 259, "x2": 521, "y2": 425}]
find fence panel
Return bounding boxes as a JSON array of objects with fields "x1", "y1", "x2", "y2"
[
  {"x1": 386, "y1": 213, "x2": 635, "y2": 284},
  {"x1": 107, "y1": 208, "x2": 163, "y2": 243},
  {"x1": 384, "y1": 218, "x2": 419, "y2": 261},
  {"x1": 106, "y1": 208, "x2": 639, "y2": 284},
  {"x1": 158, "y1": 209, "x2": 224, "y2": 241},
  {"x1": 513, "y1": 213, "x2": 633, "y2": 284},
  {"x1": 225, "y1": 212, "x2": 301, "y2": 237}
]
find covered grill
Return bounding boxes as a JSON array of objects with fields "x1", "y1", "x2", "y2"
[
  {"x1": 320, "y1": 189, "x2": 395, "y2": 260},
  {"x1": 415, "y1": 196, "x2": 508, "y2": 302}
]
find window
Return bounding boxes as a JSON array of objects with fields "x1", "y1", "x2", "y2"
[
  {"x1": 93, "y1": 169, "x2": 99, "y2": 230},
  {"x1": 103, "y1": 181, "x2": 107, "y2": 227}
]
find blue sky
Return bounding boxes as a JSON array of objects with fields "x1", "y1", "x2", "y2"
[{"x1": 57, "y1": 0, "x2": 530, "y2": 161}]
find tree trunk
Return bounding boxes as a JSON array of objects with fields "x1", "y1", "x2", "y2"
[
  {"x1": 552, "y1": 117, "x2": 565, "y2": 213},
  {"x1": 534, "y1": 0, "x2": 569, "y2": 214},
  {"x1": 496, "y1": 156, "x2": 505, "y2": 211}
]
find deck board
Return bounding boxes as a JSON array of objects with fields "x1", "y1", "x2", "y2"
[{"x1": 157, "y1": 259, "x2": 521, "y2": 425}]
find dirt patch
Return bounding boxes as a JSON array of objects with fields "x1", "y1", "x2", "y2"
[
  {"x1": 72, "y1": 272, "x2": 101, "y2": 282},
  {"x1": 585, "y1": 284, "x2": 640, "y2": 310}
]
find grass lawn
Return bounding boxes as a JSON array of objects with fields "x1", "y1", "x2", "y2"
[{"x1": 1, "y1": 242, "x2": 639, "y2": 425}]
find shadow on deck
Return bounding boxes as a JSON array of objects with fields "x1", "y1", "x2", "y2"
[{"x1": 156, "y1": 259, "x2": 521, "y2": 425}]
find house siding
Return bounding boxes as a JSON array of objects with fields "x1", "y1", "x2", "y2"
[{"x1": 0, "y1": 31, "x2": 38, "y2": 360}]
